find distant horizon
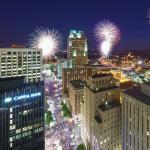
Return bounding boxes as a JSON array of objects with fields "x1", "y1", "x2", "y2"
[
  {"x1": 0, "y1": 1, "x2": 150, "y2": 50},
  {"x1": 0, "y1": 44, "x2": 150, "y2": 52}
]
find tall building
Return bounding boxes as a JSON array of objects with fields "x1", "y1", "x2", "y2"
[
  {"x1": 62, "y1": 67, "x2": 92, "y2": 94},
  {"x1": 67, "y1": 30, "x2": 88, "y2": 66},
  {"x1": 122, "y1": 82, "x2": 150, "y2": 150},
  {"x1": 0, "y1": 77, "x2": 45, "y2": 150},
  {"x1": 62, "y1": 67, "x2": 110, "y2": 94},
  {"x1": 68, "y1": 80, "x2": 84, "y2": 115},
  {"x1": 0, "y1": 48, "x2": 42, "y2": 82},
  {"x1": 81, "y1": 73, "x2": 121, "y2": 150}
]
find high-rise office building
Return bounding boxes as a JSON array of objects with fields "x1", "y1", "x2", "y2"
[
  {"x1": 67, "y1": 30, "x2": 88, "y2": 66},
  {"x1": 0, "y1": 48, "x2": 42, "y2": 82},
  {"x1": 62, "y1": 67, "x2": 92, "y2": 94},
  {"x1": 0, "y1": 77, "x2": 44, "y2": 150},
  {"x1": 81, "y1": 73, "x2": 121, "y2": 150},
  {"x1": 68, "y1": 80, "x2": 84, "y2": 115},
  {"x1": 122, "y1": 82, "x2": 150, "y2": 150},
  {"x1": 62, "y1": 67, "x2": 110, "y2": 94}
]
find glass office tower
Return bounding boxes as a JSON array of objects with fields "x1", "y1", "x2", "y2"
[{"x1": 0, "y1": 77, "x2": 45, "y2": 150}]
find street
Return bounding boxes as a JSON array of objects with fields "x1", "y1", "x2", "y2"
[{"x1": 44, "y1": 72, "x2": 82, "y2": 150}]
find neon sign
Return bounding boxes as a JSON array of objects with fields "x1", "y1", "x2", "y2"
[{"x1": 4, "y1": 92, "x2": 41, "y2": 103}]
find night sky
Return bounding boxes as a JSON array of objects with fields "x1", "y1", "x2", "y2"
[{"x1": 0, "y1": 0, "x2": 150, "y2": 50}]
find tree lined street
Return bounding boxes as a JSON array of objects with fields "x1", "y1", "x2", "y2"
[{"x1": 44, "y1": 70, "x2": 82, "y2": 150}]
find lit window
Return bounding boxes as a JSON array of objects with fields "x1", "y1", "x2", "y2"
[
  {"x1": 10, "y1": 125, "x2": 16, "y2": 130},
  {"x1": 16, "y1": 134, "x2": 21, "y2": 139},
  {"x1": 23, "y1": 127, "x2": 27, "y2": 132},
  {"x1": 10, "y1": 114, "x2": 13, "y2": 119},
  {"x1": 16, "y1": 129, "x2": 21, "y2": 134},
  {"x1": 147, "y1": 131, "x2": 149, "y2": 136},
  {"x1": 23, "y1": 110, "x2": 28, "y2": 115},
  {"x1": 10, "y1": 108, "x2": 13, "y2": 113},
  {"x1": 10, "y1": 143, "x2": 13, "y2": 148},
  {"x1": 10, "y1": 120, "x2": 13, "y2": 124},
  {"x1": 9, "y1": 137, "x2": 13, "y2": 142}
]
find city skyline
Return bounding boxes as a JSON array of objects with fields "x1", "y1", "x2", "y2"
[{"x1": 0, "y1": 0, "x2": 150, "y2": 50}]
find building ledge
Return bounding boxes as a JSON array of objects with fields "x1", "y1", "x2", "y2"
[{"x1": 99, "y1": 100, "x2": 120, "y2": 111}]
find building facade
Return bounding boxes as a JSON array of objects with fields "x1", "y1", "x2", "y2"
[
  {"x1": 81, "y1": 73, "x2": 121, "y2": 150},
  {"x1": 122, "y1": 82, "x2": 150, "y2": 150},
  {"x1": 0, "y1": 77, "x2": 45, "y2": 150},
  {"x1": 0, "y1": 48, "x2": 42, "y2": 82},
  {"x1": 62, "y1": 67, "x2": 110, "y2": 94},
  {"x1": 68, "y1": 80, "x2": 84, "y2": 115},
  {"x1": 62, "y1": 68, "x2": 92, "y2": 94},
  {"x1": 67, "y1": 30, "x2": 88, "y2": 66}
]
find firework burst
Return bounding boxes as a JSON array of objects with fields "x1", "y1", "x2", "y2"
[
  {"x1": 30, "y1": 27, "x2": 62, "y2": 58},
  {"x1": 94, "y1": 20, "x2": 120, "y2": 57}
]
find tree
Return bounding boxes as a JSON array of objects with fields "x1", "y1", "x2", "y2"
[
  {"x1": 50, "y1": 64, "x2": 54, "y2": 73},
  {"x1": 77, "y1": 144, "x2": 86, "y2": 150},
  {"x1": 46, "y1": 111, "x2": 53, "y2": 125},
  {"x1": 61, "y1": 101, "x2": 71, "y2": 118}
]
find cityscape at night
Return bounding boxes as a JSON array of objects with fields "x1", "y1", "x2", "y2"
[{"x1": 0, "y1": 1, "x2": 150, "y2": 150}]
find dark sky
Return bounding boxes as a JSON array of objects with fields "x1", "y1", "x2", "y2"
[{"x1": 0, "y1": 0, "x2": 150, "y2": 50}]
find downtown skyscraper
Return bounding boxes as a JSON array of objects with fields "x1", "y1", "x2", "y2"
[
  {"x1": 122, "y1": 82, "x2": 150, "y2": 150},
  {"x1": 81, "y1": 73, "x2": 121, "y2": 150},
  {"x1": 67, "y1": 30, "x2": 88, "y2": 66},
  {"x1": 0, "y1": 48, "x2": 45, "y2": 150}
]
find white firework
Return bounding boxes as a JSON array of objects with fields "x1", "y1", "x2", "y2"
[
  {"x1": 30, "y1": 27, "x2": 62, "y2": 58},
  {"x1": 100, "y1": 40, "x2": 112, "y2": 56},
  {"x1": 94, "y1": 20, "x2": 120, "y2": 57},
  {"x1": 95, "y1": 20, "x2": 120, "y2": 44}
]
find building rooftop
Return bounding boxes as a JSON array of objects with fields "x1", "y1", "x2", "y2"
[
  {"x1": 0, "y1": 77, "x2": 43, "y2": 92},
  {"x1": 124, "y1": 88, "x2": 150, "y2": 105},
  {"x1": 0, "y1": 76, "x2": 25, "y2": 91},
  {"x1": 94, "y1": 116, "x2": 102, "y2": 124},
  {"x1": 70, "y1": 80, "x2": 85, "y2": 89},
  {"x1": 0, "y1": 48, "x2": 41, "y2": 51},
  {"x1": 86, "y1": 84, "x2": 119, "y2": 93},
  {"x1": 99, "y1": 100, "x2": 121, "y2": 111},
  {"x1": 0, "y1": 76, "x2": 25, "y2": 81},
  {"x1": 92, "y1": 73, "x2": 113, "y2": 78}
]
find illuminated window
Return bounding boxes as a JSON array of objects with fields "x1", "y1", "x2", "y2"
[
  {"x1": 73, "y1": 50, "x2": 76, "y2": 57},
  {"x1": 16, "y1": 129, "x2": 21, "y2": 134},
  {"x1": 10, "y1": 143, "x2": 13, "y2": 148},
  {"x1": 10, "y1": 108, "x2": 13, "y2": 113},
  {"x1": 10, "y1": 125, "x2": 16, "y2": 130},
  {"x1": 10, "y1": 120, "x2": 13, "y2": 124},
  {"x1": 23, "y1": 110, "x2": 28, "y2": 115},
  {"x1": 16, "y1": 134, "x2": 21, "y2": 140},
  {"x1": 34, "y1": 128, "x2": 39, "y2": 133},
  {"x1": 9, "y1": 137, "x2": 13, "y2": 142},
  {"x1": 10, "y1": 114, "x2": 13, "y2": 119},
  {"x1": 23, "y1": 127, "x2": 28, "y2": 132}
]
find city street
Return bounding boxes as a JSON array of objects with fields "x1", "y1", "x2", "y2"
[{"x1": 44, "y1": 71, "x2": 82, "y2": 150}]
